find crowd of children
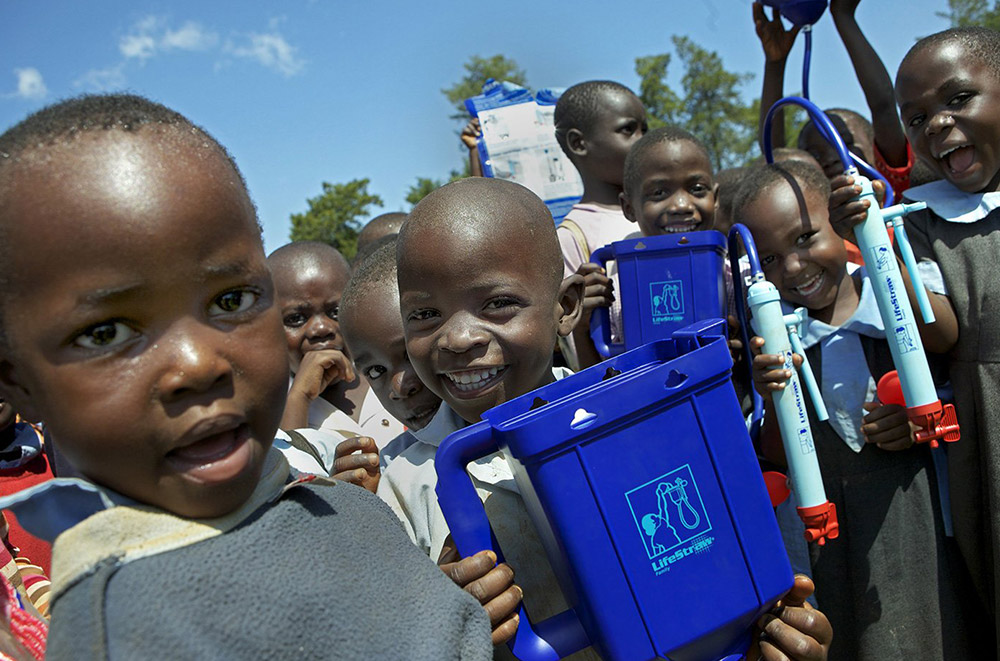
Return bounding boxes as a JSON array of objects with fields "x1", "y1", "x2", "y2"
[{"x1": 0, "y1": 5, "x2": 999, "y2": 660}]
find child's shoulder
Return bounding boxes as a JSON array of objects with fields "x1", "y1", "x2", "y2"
[{"x1": 49, "y1": 477, "x2": 492, "y2": 659}]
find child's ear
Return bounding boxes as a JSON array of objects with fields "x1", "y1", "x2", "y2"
[
  {"x1": 555, "y1": 274, "x2": 585, "y2": 337},
  {"x1": 566, "y1": 128, "x2": 587, "y2": 159},
  {"x1": 620, "y1": 191, "x2": 637, "y2": 223},
  {"x1": 0, "y1": 360, "x2": 39, "y2": 422}
]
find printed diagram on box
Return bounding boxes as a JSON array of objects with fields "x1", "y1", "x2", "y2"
[
  {"x1": 627, "y1": 464, "x2": 712, "y2": 560},
  {"x1": 651, "y1": 280, "x2": 684, "y2": 324}
]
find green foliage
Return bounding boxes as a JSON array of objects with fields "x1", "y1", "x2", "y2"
[
  {"x1": 289, "y1": 178, "x2": 383, "y2": 261},
  {"x1": 442, "y1": 55, "x2": 527, "y2": 120},
  {"x1": 939, "y1": 0, "x2": 1000, "y2": 29},
  {"x1": 636, "y1": 36, "x2": 758, "y2": 170},
  {"x1": 405, "y1": 170, "x2": 466, "y2": 208}
]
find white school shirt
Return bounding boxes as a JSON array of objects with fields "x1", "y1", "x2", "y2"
[
  {"x1": 306, "y1": 387, "x2": 404, "y2": 452},
  {"x1": 376, "y1": 367, "x2": 573, "y2": 563},
  {"x1": 374, "y1": 366, "x2": 605, "y2": 661}
]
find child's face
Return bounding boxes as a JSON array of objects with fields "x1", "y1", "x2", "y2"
[
  {"x1": 742, "y1": 177, "x2": 849, "y2": 316},
  {"x1": 0, "y1": 132, "x2": 289, "y2": 518},
  {"x1": 582, "y1": 90, "x2": 647, "y2": 187},
  {"x1": 622, "y1": 140, "x2": 718, "y2": 235},
  {"x1": 342, "y1": 281, "x2": 441, "y2": 431},
  {"x1": 273, "y1": 262, "x2": 350, "y2": 372},
  {"x1": 798, "y1": 117, "x2": 872, "y2": 181},
  {"x1": 897, "y1": 41, "x2": 1000, "y2": 193},
  {"x1": 398, "y1": 227, "x2": 571, "y2": 424}
]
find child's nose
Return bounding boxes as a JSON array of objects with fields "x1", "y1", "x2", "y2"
[
  {"x1": 158, "y1": 324, "x2": 233, "y2": 401},
  {"x1": 304, "y1": 314, "x2": 337, "y2": 339},
  {"x1": 667, "y1": 193, "x2": 694, "y2": 214},
  {"x1": 438, "y1": 315, "x2": 489, "y2": 354},
  {"x1": 390, "y1": 368, "x2": 421, "y2": 400},
  {"x1": 783, "y1": 252, "x2": 804, "y2": 275},
  {"x1": 927, "y1": 111, "x2": 955, "y2": 135}
]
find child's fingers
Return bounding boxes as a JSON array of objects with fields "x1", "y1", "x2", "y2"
[
  {"x1": 861, "y1": 402, "x2": 905, "y2": 424},
  {"x1": 757, "y1": 606, "x2": 832, "y2": 661},
  {"x1": 483, "y1": 584, "x2": 523, "y2": 627},
  {"x1": 333, "y1": 435, "x2": 377, "y2": 458},
  {"x1": 576, "y1": 262, "x2": 606, "y2": 277},
  {"x1": 330, "y1": 467, "x2": 379, "y2": 493},
  {"x1": 491, "y1": 612, "x2": 520, "y2": 646},
  {"x1": 441, "y1": 550, "x2": 497, "y2": 588},
  {"x1": 332, "y1": 450, "x2": 379, "y2": 475},
  {"x1": 463, "y1": 563, "x2": 516, "y2": 606},
  {"x1": 861, "y1": 404, "x2": 914, "y2": 450},
  {"x1": 782, "y1": 574, "x2": 816, "y2": 608}
]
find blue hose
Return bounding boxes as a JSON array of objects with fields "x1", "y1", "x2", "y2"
[
  {"x1": 728, "y1": 223, "x2": 766, "y2": 440},
  {"x1": 762, "y1": 96, "x2": 896, "y2": 206},
  {"x1": 802, "y1": 26, "x2": 812, "y2": 100}
]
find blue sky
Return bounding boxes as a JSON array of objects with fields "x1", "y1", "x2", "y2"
[{"x1": 2, "y1": 0, "x2": 951, "y2": 252}]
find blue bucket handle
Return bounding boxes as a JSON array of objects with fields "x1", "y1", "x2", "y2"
[
  {"x1": 435, "y1": 422, "x2": 590, "y2": 660},
  {"x1": 587, "y1": 243, "x2": 619, "y2": 358}
]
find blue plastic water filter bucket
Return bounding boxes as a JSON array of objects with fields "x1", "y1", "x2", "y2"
[
  {"x1": 436, "y1": 319, "x2": 794, "y2": 661},
  {"x1": 590, "y1": 232, "x2": 728, "y2": 357}
]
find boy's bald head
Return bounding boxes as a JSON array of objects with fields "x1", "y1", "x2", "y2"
[
  {"x1": 357, "y1": 212, "x2": 407, "y2": 252},
  {"x1": 399, "y1": 178, "x2": 562, "y2": 291},
  {"x1": 267, "y1": 241, "x2": 351, "y2": 283},
  {"x1": 901, "y1": 27, "x2": 1000, "y2": 82},
  {"x1": 0, "y1": 93, "x2": 254, "y2": 349}
]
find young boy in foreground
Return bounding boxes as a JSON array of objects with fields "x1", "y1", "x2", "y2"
[
  {"x1": 0, "y1": 94, "x2": 493, "y2": 660},
  {"x1": 389, "y1": 176, "x2": 832, "y2": 660}
]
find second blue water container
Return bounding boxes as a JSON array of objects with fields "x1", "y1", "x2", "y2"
[{"x1": 590, "y1": 232, "x2": 728, "y2": 357}]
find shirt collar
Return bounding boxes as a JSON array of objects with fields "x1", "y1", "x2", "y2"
[{"x1": 904, "y1": 179, "x2": 1000, "y2": 223}]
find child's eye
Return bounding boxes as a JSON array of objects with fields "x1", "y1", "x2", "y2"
[
  {"x1": 689, "y1": 183, "x2": 709, "y2": 195},
  {"x1": 795, "y1": 232, "x2": 817, "y2": 247},
  {"x1": 326, "y1": 306, "x2": 339, "y2": 321},
  {"x1": 73, "y1": 321, "x2": 137, "y2": 350},
  {"x1": 947, "y1": 92, "x2": 974, "y2": 107},
  {"x1": 484, "y1": 296, "x2": 520, "y2": 311},
  {"x1": 907, "y1": 114, "x2": 925, "y2": 129},
  {"x1": 618, "y1": 120, "x2": 639, "y2": 135},
  {"x1": 406, "y1": 309, "x2": 438, "y2": 322},
  {"x1": 365, "y1": 365, "x2": 387, "y2": 380},
  {"x1": 210, "y1": 289, "x2": 259, "y2": 316},
  {"x1": 760, "y1": 254, "x2": 776, "y2": 268},
  {"x1": 283, "y1": 312, "x2": 306, "y2": 328}
]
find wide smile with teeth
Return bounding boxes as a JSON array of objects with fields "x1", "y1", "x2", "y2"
[
  {"x1": 937, "y1": 144, "x2": 969, "y2": 159},
  {"x1": 443, "y1": 366, "x2": 506, "y2": 393},
  {"x1": 661, "y1": 220, "x2": 701, "y2": 233},
  {"x1": 792, "y1": 272, "x2": 824, "y2": 297}
]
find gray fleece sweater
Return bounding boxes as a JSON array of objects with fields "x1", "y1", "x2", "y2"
[{"x1": 44, "y1": 481, "x2": 493, "y2": 660}]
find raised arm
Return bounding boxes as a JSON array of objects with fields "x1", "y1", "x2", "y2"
[
  {"x1": 830, "y1": 0, "x2": 908, "y2": 167},
  {"x1": 754, "y1": 2, "x2": 801, "y2": 152}
]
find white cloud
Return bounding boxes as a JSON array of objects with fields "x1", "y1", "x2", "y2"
[
  {"x1": 120, "y1": 33, "x2": 156, "y2": 60},
  {"x1": 227, "y1": 33, "x2": 305, "y2": 77},
  {"x1": 163, "y1": 21, "x2": 217, "y2": 51},
  {"x1": 120, "y1": 16, "x2": 217, "y2": 60},
  {"x1": 73, "y1": 64, "x2": 126, "y2": 91},
  {"x1": 12, "y1": 67, "x2": 47, "y2": 99}
]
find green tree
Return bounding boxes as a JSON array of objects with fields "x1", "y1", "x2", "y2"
[
  {"x1": 636, "y1": 36, "x2": 759, "y2": 170},
  {"x1": 939, "y1": 0, "x2": 1000, "y2": 29},
  {"x1": 405, "y1": 169, "x2": 466, "y2": 208},
  {"x1": 441, "y1": 55, "x2": 527, "y2": 120},
  {"x1": 289, "y1": 178, "x2": 383, "y2": 260}
]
